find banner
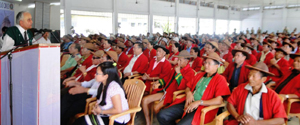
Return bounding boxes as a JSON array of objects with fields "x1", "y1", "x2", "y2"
[{"x1": 0, "y1": 1, "x2": 14, "y2": 37}]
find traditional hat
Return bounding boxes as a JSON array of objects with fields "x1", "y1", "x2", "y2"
[
  {"x1": 262, "y1": 42, "x2": 274, "y2": 50},
  {"x1": 93, "y1": 50, "x2": 104, "y2": 58},
  {"x1": 236, "y1": 39, "x2": 245, "y2": 44},
  {"x1": 241, "y1": 43, "x2": 254, "y2": 50},
  {"x1": 105, "y1": 51, "x2": 118, "y2": 62},
  {"x1": 222, "y1": 40, "x2": 232, "y2": 48},
  {"x1": 268, "y1": 39, "x2": 279, "y2": 46},
  {"x1": 81, "y1": 37, "x2": 91, "y2": 41},
  {"x1": 83, "y1": 43, "x2": 97, "y2": 51},
  {"x1": 275, "y1": 48, "x2": 288, "y2": 55},
  {"x1": 116, "y1": 42, "x2": 126, "y2": 49},
  {"x1": 282, "y1": 41, "x2": 295, "y2": 51},
  {"x1": 202, "y1": 52, "x2": 222, "y2": 63},
  {"x1": 174, "y1": 50, "x2": 196, "y2": 58},
  {"x1": 232, "y1": 48, "x2": 250, "y2": 59},
  {"x1": 172, "y1": 37, "x2": 179, "y2": 43},
  {"x1": 154, "y1": 45, "x2": 169, "y2": 54},
  {"x1": 206, "y1": 42, "x2": 220, "y2": 52},
  {"x1": 245, "y1": 62, "x2": 275, "y2": 76},
  {"x1": 290, "y1": 52, "x2": 300, "y2": 59}
]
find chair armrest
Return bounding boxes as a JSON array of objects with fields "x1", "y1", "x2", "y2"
[
  {"x1": 109, "y1": 107, "x2": 142, "y2": 125},
  {"x1": 215, "y1": 111, "x2": 231, "y2": 125},
  {"x1": 75, "y1": 113, "x2": 86, "y2": 119},
  {"x1": 173, "y1": 90, "x2": 186, "y2": 101},
  {"x1": 88, "y1": 101, "x2": 97, "y2": 114},
  {"x1": 128, "y1": 74, "x2": 141, "y2": 79},
  {"x1": 287, "y1": 98, "x2": 300, "y2": 114},
  {"x1": 175, "y1": 94, "x2": 186, "y2": 100},
  {"x1": 200, "y1": 103, "x2": 226, "y2": 125},
  {"x1": 85, "y1": 97, "x2": 97, "y2": 114}
]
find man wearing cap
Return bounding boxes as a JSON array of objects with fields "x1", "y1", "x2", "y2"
[
  {"x1": 202, "y1": 41, "x2": 219, "y2": 57},
  {"x1": 61, "y1": 51, "x2": 112, "y2": 125},
  {"x1": 79, "y1": 37, "x2": 90, "y2": 48},
  {"x1": 123, "y1": 42, "x2": 148, "y2": 78},
  {"x1": 233, "y1": 39, "x2": 245, "y2": 50},
  {"x1": 271, "y1": 52, "x2": 300, "y2": 114},
  {"x1": 141, "y1": 45, "x2": 172, "y2": 125},
  {"x1": 225, "y1": 62, "x2": 287, "y2": 125},
  {"x1": 241, "y1": 43, "x2": 257, "y2": 65},
  {"x1": 115, "y1": 42, "x2": 128, "y2": 71},
  {"x1": 64, "y1": 43, "x2": 96, "y2": 82},
  {"x1": 257, "y1": 42, "x2": 274, "y2": 66},
  {"x1": 268, "y1": 39, "x2": 279, "y2": 55},
  {"x1": 185, "y1": 39, "x2": 196, "y2": 53},
  {"x1": 61, "y1": 35, "x2": 74, "y2": 52},
  {"x1": 268, "y1": 48, "x2": 290, "y2": 83},
  {"x1": 124, "y1": 37, "x2": 135, "y2": 55},
  {"x1": 157, "y1": 52, "x2": 231, "y2": 125},
  {"x1": 141, "y1": 45, "x2": 172, "y2": 93},
  {"x1": 219, "y1": 40, "x2": 233, "y2": 65},
  {"x1": 282, "y1": 40, "x2": 295, "y2": 67},
  {"x1": 223, "y1": 49, "x2": 250, "y2": 91}
]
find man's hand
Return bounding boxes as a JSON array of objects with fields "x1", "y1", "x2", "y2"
[
  {"x1": 124, "y1": 72, "x2": 131, "y2": 77},
  {"x1": 142, "y1": 74, "x2": 149, "y2": 80},
  {"x1": 152, "y1": 81, "x2": 160, "y2": 90},
  {"x1": 78, "y1": 65, "x2": 87, "y2": 73},
  {"x1": 279, "y1": 94, "x2": 288, "y2": 101},
  {"x1": 68, "y1": 85, "x2": 87, "y2": 95},
  {"x1": 244, "y1": 114, "x2": 257, "y2": 125},
  {"x1": 92, "y1": 103, "x2": 102, "y2": 115},
  {"x1": 65, "y1": 80, "x2": 79, "y2": 87},
  {"x1": 270, "y1": 58, "x2": 277, "y2": 66},
  {"x1": 185, "y1": 92, "x2": 194, "y2": 108},
  {"x1": 175, "y1": 65, "x2": 181, "y2": 74},
  {"x1": 236, "y1": 114, "x2": 251, "y2": 124},
  {"x1": 185, "y1": 101, "x2": 199, "y2": 113},
  {"x1": 74, "y1": 55, "x2": 81, "y2": 63}
]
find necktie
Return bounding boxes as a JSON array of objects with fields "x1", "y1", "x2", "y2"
[{"x1": 24, "y1": 31, "x2": 28, "y2": 46}]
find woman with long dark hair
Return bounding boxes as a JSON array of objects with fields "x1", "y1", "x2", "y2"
[{"x1": 74, "y1": 61, "x2": 130, "y2": 125}]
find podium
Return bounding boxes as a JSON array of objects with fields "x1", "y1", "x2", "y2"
[{"x1": 0, "y1": 44, "x2": 60, "y2": 125}]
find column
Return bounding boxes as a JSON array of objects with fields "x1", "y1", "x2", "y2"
[
  {"x1": 259, "y1": 5, "x2": 264, "y2": 30},
  {"x1": 282, "y1": 0, "x2": 287, "y2": 30},
  {"x1": 112, "y1": 0, "x2": 118, "y2": 34},
  {"x1": 213, "y1": 4, "x2": 217, "y2": 35},
  {"x1": 148, "y1": 0, "x2": 153, "y2": 35},
  {"x1": 174, "y1": 0, "x2": 179, "y2": 33},
  {"x1": 227, "y1": 7, "x2": 231, "y2": 33},
  {"x1": 196, "y1": 0, "x2": 200, "y2": 35},
  {"x1": 63, "y1": 0, "x2": 72, "y2": 35}
]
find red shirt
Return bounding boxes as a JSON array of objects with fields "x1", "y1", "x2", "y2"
[
  {"x1": 268, "y1": 57, "x2": 290, "y2": 83},
  {"x1": 257, "y1": 51, "x2": 274, "y2": 66},
  {"x1": 245, "y1": 54, "x2": 257, "y2": 65},
  {"x1": 117, "y1": 52, "x2": 129, "y2": 70},
  {"x1": 222, "y1": 62, "x2": 250, "y2": 89},
  {"x1": 191, "y1": 57, "x2": 203, "y2": 72},
  {"x1": 124, "y1": 53, "x2": 148, "y2": 74}
]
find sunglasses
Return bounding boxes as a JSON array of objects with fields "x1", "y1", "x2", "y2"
[{"x1": 93, "y1": 56, "x2": 101, "y2": 59}]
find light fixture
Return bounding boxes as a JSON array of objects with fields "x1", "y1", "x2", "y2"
[
  {"x1": 28, "y1": 4, "x2": 35, "y2": 8},
  {"x1": 50, "y1": 2, "x2": 60, "y2": 6}
]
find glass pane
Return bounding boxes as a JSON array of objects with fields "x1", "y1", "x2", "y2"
[
  {"x1": 153, "y1": 15, "x2": 175, "y2": 34},
  {"x1": 71, "y1": 10, "x2": 112, "y2": 36},
  {"x1": 178, "y1": 17, "x2": 196, "y2": 35},
  {"x1": 229, "y1": 20, "x2": 241, "y2": 34},
  {"x1": 199, "y1": 18, "x2": 213, "y2": 35},
  {"x1": 118, "y1": 13, "x2": 148, "y2": 36},
  {"x1": 216, "y1": 19, "x2": 228, "y2": 35}
]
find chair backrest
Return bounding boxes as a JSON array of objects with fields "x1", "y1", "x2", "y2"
[{"x1": 123, "y1": 79, "x2": 146, "y2": 124}]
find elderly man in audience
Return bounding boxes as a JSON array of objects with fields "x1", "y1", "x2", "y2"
[
  {"x1": 257, "y1": 42, "x2": 274, "y2": 66},
  {"x1": 268, "y1": 47, "x2": 290, "y2": 83},
  {"x1": 61, "y1": 43, "x2": 82, "y2": 75},
  {"x1": 61, "y1": 34, "x2": 74, "y2": 52},
  {"x1": 241, "y1": 43, "x2": 257, "y2": 65},
  {"x1": 123, "y1": 42, "x2": 148, "y2": 78},
  {"x1": 219, "y1": 39, "x2": 233, "y2": 65},
  {"x1": 226, "y1": 62, "x2": 287, "y2": 125},
  {"x1": 157, "y1": 52, "x2": 231, "y2": 125},
  {"x1": 60, "y1": 50, "x2": 114, "y2": 125},
  {"x1": 141, "y1": 45, "x2": 173, "y2": 125},
  {"x1": 223, "y1": 48, "x2": 250, "y2": 91}
]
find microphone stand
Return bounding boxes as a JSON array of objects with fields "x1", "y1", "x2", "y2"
[{"x1": 0, "y1": 31, "x2": 42, "y2": 125}]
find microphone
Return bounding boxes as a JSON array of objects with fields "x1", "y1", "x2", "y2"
[
  {"x1": 42, "y1": 28, "x2": 55, "y2": 32},
  {"x1": 29, "y1": 28, "x2": 55, "y2": 33}
]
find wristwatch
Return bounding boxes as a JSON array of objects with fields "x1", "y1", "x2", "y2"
[
  {"x1": 285, "y1": 94, "x2": 289, "y2": 99},
  {"x1": 200, "y1": 100, "x2": 204, "y2": 105}
]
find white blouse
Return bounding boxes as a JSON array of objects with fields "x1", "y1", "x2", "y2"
[{"x1": 97, "y1": 81, "x2": 130, "y2": 123}]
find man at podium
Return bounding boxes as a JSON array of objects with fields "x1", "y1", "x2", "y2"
[{"x1": 0, "y1": 11, "x2": 33, "y2": 52}]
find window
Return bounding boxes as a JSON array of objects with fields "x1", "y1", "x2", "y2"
[
  {"x1": 71, "y1": 10, "x2": 112, "y2": 36},
  {"x1": 153, "y1": 15, "x2": 175, "y2": 34},
  {"x1": 178, "y1": 17, "x2": 196, "y2": 35},
  {"x1": 242, "y1": 7, "x2": 260, "y2": 11},
  {"x1": 229, "y1": 20, "x2": 241, "y2": 34},
  {"x1": 264, "y1": 6, "x2": 283, "y2": 9},
  {"x1": 199, "y1": 18, "x2": 213, "y2": 35},
  {"x1": 216, "y1": 19, "x2": 228, "y2": 35},
  {"x1": 118, "y1": 13, "x2": 148, "y2": 36}
]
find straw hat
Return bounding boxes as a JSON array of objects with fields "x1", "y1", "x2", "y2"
[
  {"x1": 275, "y1": 48, "x2": 288, "y2": 55},
  {"x1": 116, "y1": 42, "x2": 126, "y2": 49},
  {"x1": 222, "y1": 40, "x2": 231, "y2": 48},
  {"x1": 202, "y1": 52, "x2": 222, "y2": 63},
  {"x1": 105, "y1": 51, "x2": 118, "y2": 62},
  {"x1": 290, "y1": 52, "x2": 300, "y2": 59},
  {"x1": 174, "y1": 50, "x2": 196, "y2": 58},
  {"x1": 232, "y1": 48, "x2": 250, "y2": 59},
  {"x1": 245, "y1": 62, "x2": 275, "y2": 76},
  {"x1": 83, "y1": 43, "x2": 97, "y2": 51},
  {"x1": 282, "y1": 41, "x2": 295, "y2": 51},
  {"x1": 81, "y1": 37, "x2": 91, "y2": 41},
  {"x1": 207, "y1": 42, "x2": 220, "y2": 52},
  {"x1": 262, "y1": 42, "x2": 274, "y2": 50},
  {"x1": 93, "y1": 50, "x2": 104, "y2": 58},
  {"x1": 242, "y1": 43, "x2": 254, "y2": 50}
]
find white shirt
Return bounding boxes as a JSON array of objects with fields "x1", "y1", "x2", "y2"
[
  {"x1": 97, "y1": 81, "x2": 130, "y2": 123},
  {"x1": 244, "y1": 83, "x2": 268, "y2": 120},
  {"x1": 123, "y1": 52, "x2": 143, "y2": 74},
  {"x1": 34, "y1": 36, "x2": 51, "y2": 44},
  {"x1": 81, "y1": 79, "x2": 100, "y2": 97},
  {"x1": 104, "y1": 47, "x2": 111, "y2": 52},
  {"x1": 1, "y1": 25, "x2": 35, "y2": 52}
]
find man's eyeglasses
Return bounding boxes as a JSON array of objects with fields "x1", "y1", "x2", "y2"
[
  {"x1": 93, "y1": 56, "x2": 101, "y2": 59},
  {"x1": 95, "y1": 72, "x2": 104, "y2": 75}
]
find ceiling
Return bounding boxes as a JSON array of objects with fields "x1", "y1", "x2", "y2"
[
  {"x1": 194, "y1": 0, "x2": 300, "y2": 7},
  {"x1": 2, "y1": 0, "x2": 60, "y2": 4}
]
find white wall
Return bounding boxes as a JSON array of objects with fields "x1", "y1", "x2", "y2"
[
  {"x1": 13, "y1": 3, "x2": 35, "y2": 25},
  {"x1": 241, "y1": 8, "x2": 300, "y2": 33}
]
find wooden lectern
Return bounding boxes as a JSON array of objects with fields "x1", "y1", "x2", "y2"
[{"x1": 0, "y1": 44, "x2": 60, "y2": 125}]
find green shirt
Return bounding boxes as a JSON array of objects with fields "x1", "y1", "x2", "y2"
[
  {"x1": 61, "y1": 54, "x2": 81, "y2": 71},
  {"x1": 193, "y1": 73, "x2": 215, "y2": 101}
]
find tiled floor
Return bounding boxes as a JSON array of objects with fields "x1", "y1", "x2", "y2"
[{"x1": 134, "y1": 110, "x2": 300, "y2": 125}]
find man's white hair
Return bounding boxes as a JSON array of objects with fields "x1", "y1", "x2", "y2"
[{"x1": 16, "y1": 11, "x2": 29, "y2": 25}]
